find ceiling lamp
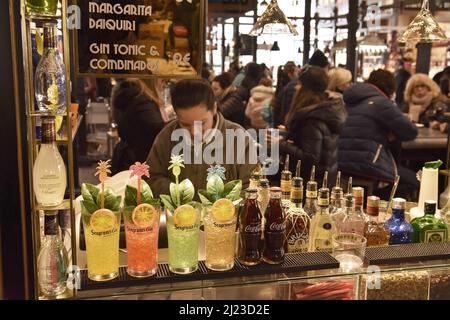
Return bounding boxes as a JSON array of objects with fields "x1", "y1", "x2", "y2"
[
  {"x1": 261, "y1": 0, "x2": 269, "y2": 6},
  {"x1": 399, "y1": 0, "x2": 447, "y2": 43},
  {"x1": 249, "y1": 0, "x2": 299, "y2": 36},
  {"x1": 271, "y1": 41, "x2": 280, "y2": 51}
]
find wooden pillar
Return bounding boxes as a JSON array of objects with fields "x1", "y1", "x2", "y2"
[
  {"x1": 347, "y1": 0, "x2": 359, "y2": 79},
  {"x1": 303, "y1": 0, "x2": 312, "y2": 65}
]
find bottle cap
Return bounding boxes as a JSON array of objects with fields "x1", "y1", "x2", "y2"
[
  {"x1": 352, "y1": 187, "x2": 364, "y2": 198},
  {"x1": 246, "y1": 188, "x2": 258, "y2": 193},
  {"x1": 367, "y1": 196, "x2": 380, "y2": 216},
  {"x1": 270, "y1": 186, "x2": 282, "y2": 193},
  {"x1": 424, "y1": 200, "x2": 437, "y2": 215},
  {"x1": 392, "y1": 198, "x2": 406, "y2": 210},
  {"x1": 258, "y1": 178, "x2": 269, "y2": 188}
]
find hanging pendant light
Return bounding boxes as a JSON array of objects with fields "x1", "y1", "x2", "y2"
[
  {"x1": 249, "y1": 0, "x2": 299, "y2": 36},
  {"x1": 271, "y1": 41, "x2": 280, "y2": 51},
  {"x1": 399, "y1": 0, "x2": 447, "y2": 43},
  {"x1": 261, "y1": 0, "x2": 269, "y2": 6}
]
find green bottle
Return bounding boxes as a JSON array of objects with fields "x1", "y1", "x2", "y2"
[{"x1": 411, "y1": 201, "x2": 448, "y2": 243}]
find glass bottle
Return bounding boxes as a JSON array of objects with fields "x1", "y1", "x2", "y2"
[
  {"x1": 411, "y1": 200, "x2": 448, "y2": 243},
  {"x1": 26, "y1": 0, "x2": 58, "y2": 17},
  {"x1": 308, "y1": 172, "x2": 335, "y2": 253},
  {"x1": 341, "y1": 193, "x2": 366, "y2": 236},
  {"x1": 304, "y1": 165, "x2": 319, "y2": 219},
  {"x1": 238, "y1": 189, "x2": 263, "y2": 266},
  {"x1": 364, "y1": 196, "x2": 390, "y2": 246},
  {"x1": 33, "y1": 117, "x2": 67, "y2": 206},
  {"x1": 384, "y1": 198, "x2": 414, "y2": 245},
  {"x1": 280, "y1": 155, "x2": 292, "y2": 209},
  {"x1": 263, "y1": 187, "x2": 286, "y2": 264},
  {"x1": 257, "y1": 174, "x2": 270, "y2": 216},
  {"x1": 37, "y1": 211, "x2": 68, "y2": 297},
  {"x1": 330, "y1": 171, "x2": 345, "y2": 230},
  {"x1": 284, "y1": 176, "x2": 310, "y2": 253},
  {"x1": 352, "y1": 187, "x2": 367, "y2": 222},
  {"x1": 35, "y1": 22, "x2": 66, "y2": 115}
]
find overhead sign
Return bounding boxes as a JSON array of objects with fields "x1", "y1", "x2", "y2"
[{"x1": 74, "y1": 0, "x2": 205, "y2": 78}]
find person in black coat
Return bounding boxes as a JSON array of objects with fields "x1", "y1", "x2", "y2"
[
  {"x1": 270, "y1": 66, "x2": 347, "y2": 186},
  {"x1": 338, "y1": 69, "x2": 419, "y2": 199},
  {"x1": 111, "y1": 78, "x2": 168, "y2": 174},
  {"x1": 221, "y1": 62, "x2": 267, "y2": 128}
]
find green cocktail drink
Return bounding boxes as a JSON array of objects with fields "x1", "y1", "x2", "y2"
[{"x1": 166, "y1": 205, "x2": 200, "y2": 274}]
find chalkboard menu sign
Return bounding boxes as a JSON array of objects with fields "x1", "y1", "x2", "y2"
[{"x1": 74, "y1": 0, "x2": 205, "y2": 78}]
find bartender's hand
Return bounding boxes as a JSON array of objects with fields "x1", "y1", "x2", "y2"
[{"x1": 430, "y1": 121, "x2": 441, "y2": 130}]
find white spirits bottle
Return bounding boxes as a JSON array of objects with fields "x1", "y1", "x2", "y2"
[{"x1": 33, "y1": 117, "x2": 67, "y2": 206}]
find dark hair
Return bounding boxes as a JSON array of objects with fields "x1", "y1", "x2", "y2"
[
  {"x1": 308, "y1": 50, "x2": 329, "y2": 68},
  {"x1": 298, "y1": 65, "x2": 329, "y2": 94},
  {"x1": 285, "y1": 87, "x2": 324, "y2": 129},
  {"x1": 212, "y1": 73, "x2": 233, "y2": 90},
  {"x1": 367, "y1": 69, "x2": 397, "y2": 97},
  {"x1": 241, "y1": 62, "x2": 265, "y2": 91},
  {"x1": 171, "y1": 79, "x2": 215, "y2": 110}
]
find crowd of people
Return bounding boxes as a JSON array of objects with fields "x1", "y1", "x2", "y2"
[{"x1": 108, "y1": 50, "x2": 450, "y2": 199}]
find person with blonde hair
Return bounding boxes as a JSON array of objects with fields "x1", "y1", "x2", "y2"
[
  {"x1": 111, "y1": 78, "x2": 169, "y2": 174},
  {"x1": 404, "y1": 73, "x2": 449, "y2": 131},
  {"x1": 327, "y1": 67, "x2": 353, "y2": 97}
]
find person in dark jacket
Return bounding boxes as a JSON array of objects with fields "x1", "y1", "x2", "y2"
[
  {"x1": 211, "y1": 72, "x2": 238, "y2": 111},
  {"x1": 111, "y1": 78, "x2": 169, "y2": 174},
  {"x1": 221, "y1": 62, "x2": 266, "y2": 128},
  {"x1": 269, "y1": 66, "x2": 347, "y2": 186},
  {"x1": 275, "y1": 50, "x2": 330, "y2": 127},
  {"x1": 394, "y1": 59, "x2": 412, "y2": 107},
  {"x1": 338, "y1": 69, "x2": 419, "y2": 199}
]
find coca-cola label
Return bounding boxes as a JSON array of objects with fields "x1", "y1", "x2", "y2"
[
  {"x1": 268, "y1": 221, "x2": 286, "y2": 232},
  {"x1": 244, "y1": 223, "x2": 262, "y2": 233}
]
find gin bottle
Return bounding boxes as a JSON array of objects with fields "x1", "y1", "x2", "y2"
[
  {"x1": 37, "y1": 211, "x2": 69, "y2": 296},
  {"x1": 35, "y1": 22, "x2": 66, "y2": 114}
]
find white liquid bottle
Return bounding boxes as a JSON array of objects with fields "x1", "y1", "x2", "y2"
[{"x1": 33, "y1": 116, "x2": 67, "y2": 206}]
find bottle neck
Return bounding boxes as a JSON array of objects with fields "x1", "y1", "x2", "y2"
[
  {"x1": 392, "y1": 208, "x2": 405, "y2": 220},
  {"x1": 44, "y1": 214, "x2": 59, "y2": 236},
  {"x1": 41, "y1": 118, "x2": 56, "y2": 145},
  {"x1": 44, "y1": 25, "x2": 57, "y2": 50}
]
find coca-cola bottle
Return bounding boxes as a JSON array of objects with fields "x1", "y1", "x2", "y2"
[
  {"x1": 238, "y1": 188, "x2": 263, "y2": 266},
  {"x1": 263, "y1": 187, "x2": 286, "y2": 264}
]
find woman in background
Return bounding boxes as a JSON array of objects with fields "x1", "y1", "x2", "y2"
[{"x1": 111, "y1": 78, "x2": 168, "y2": 174}]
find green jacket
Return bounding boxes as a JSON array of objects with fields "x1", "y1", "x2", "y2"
[{"x1": 146, "y1": 112, "x2": 256, "y2": 198}]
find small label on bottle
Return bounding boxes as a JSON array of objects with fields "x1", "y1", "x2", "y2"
[
  {"x1": 318, "y1": 198, "x2": 329, "y2": 207},
  {"x1": 306, "y1": 190, "x2": 317, "y2": 199},
  {"x1": 281, "y1": 180, "x2": 292, "y2": 193},
  {"x1": 355, "y1": 196, "x2": 363, "y2": 207},
  {"x1": 287, "y1": 233, "x2": 309, "y2": 253},
  {"x1": 424, "y1": 229, "x2": 448, "y2": 243}
]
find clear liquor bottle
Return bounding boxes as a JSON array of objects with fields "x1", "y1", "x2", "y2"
[
  {"x1": 35, "y1": 22, "x2": 67, "y2": 114},
  {"x1": 33, "y1": 116, "x2": 67, "y2": 206},
  {"x1": 284, "y1": 176, "x2": 310, "y2": 253},
  {"x1": 280, "y1": 155, "x2": 292, "y2": 209},
  {"x1": 364, "y1": 196, "x2": 390, "y2": 246},
  {"x1": 308, "y1": 172, "x2": 335, "y2": 253},
  {"x1": 304, "y1": 166, "x2": 319, "y2": 219},
  {"x1": 37, "y1": 211, "x2": 68, "y2": 296},
  {"x1": 411, "y1": 200, "x2": 448, "y2": 243},
  {"x1": 341, "y1": 192, "x2": 366, "y2": 236},
  {"x1": 330, "y1": 172, "x2": 345, "y2": 231}
]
